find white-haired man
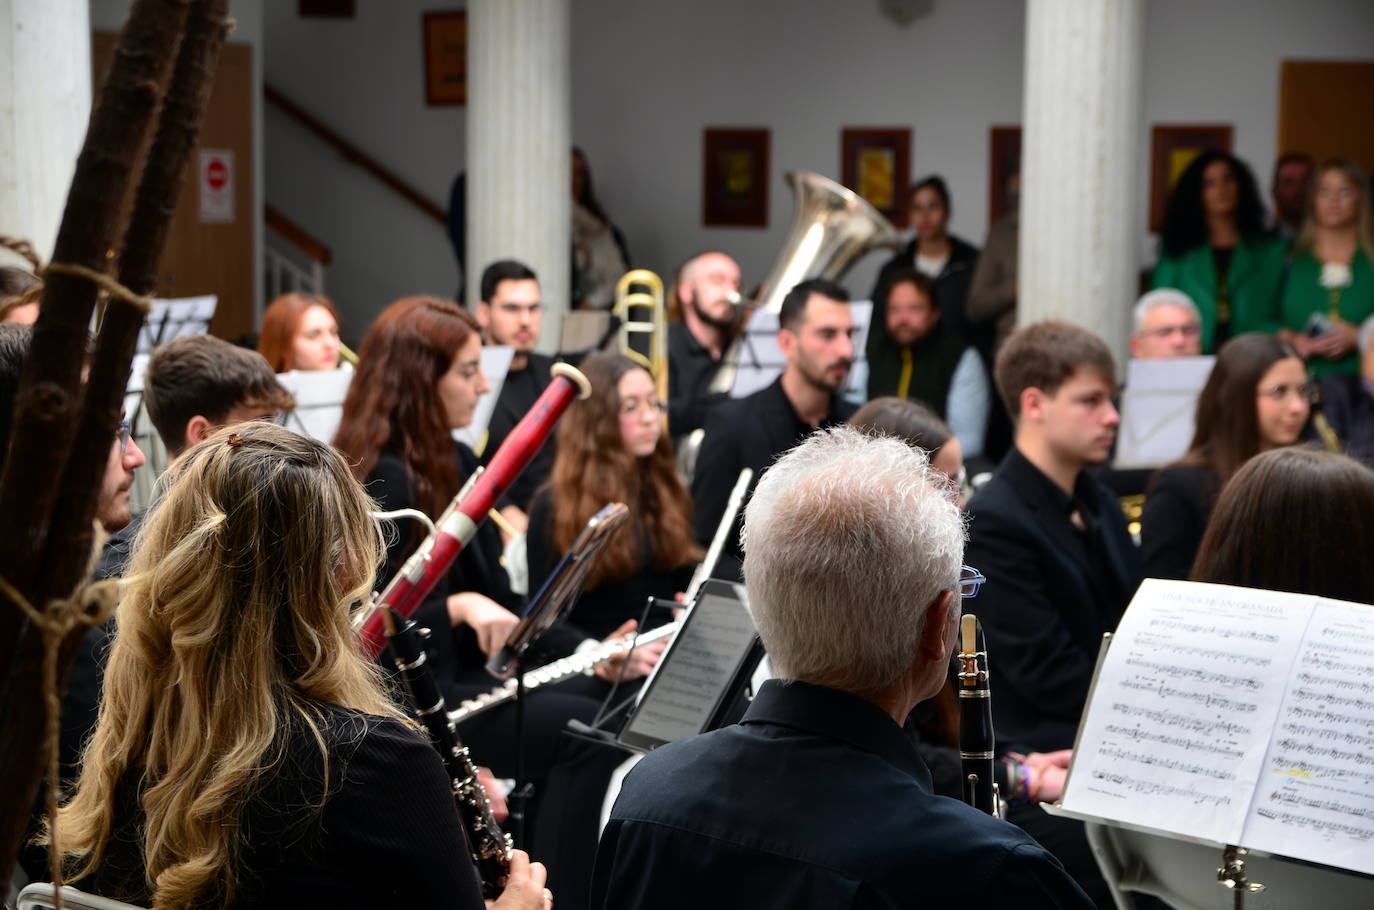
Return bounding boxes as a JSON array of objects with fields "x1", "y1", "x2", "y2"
[
  {"x1": 1128, "y1": 288, "x2": 1203, "y2": 360},
  {"x1": 591, "y1": 428, "x2": 1094, "y2": 909}
]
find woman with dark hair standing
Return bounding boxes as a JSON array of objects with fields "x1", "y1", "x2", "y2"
[
  {"x1": 1192, "y1": 447, "x2": 1374, "y2": 602},
  {"x1": 871, "y1": 175, "x2": 981, "y2": 345},
  {"x1": 1152, "y1": 150, "x2": 1285, "y2": 353},
  {"x1": 43, "y1": 423, "x2": 548, "y2": 910},
  {"x1": 332, "y1": 296, "x2": 623, "y2": 785},
  {"x1": 1141, "y1": 333, "x2": 1311, "y2": 580},
  {"x1": 526, "y1": 352, "x2": 700, "y2": 642},
  {"x1": 257, "y1": 291, "x2": 343, "y2": 372}
]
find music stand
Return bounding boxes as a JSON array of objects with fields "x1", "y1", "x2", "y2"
[
  {"x1": 274, "y1": 368, "x2": 353, "y2": 442},
  {"x1": 134, "y1": 295, "x2": 217, "y2": 354},
  {"x1": 1114, "y1": 355, "x2": 1213, "y2": 469},
  {"x1": 485, "y1": 502, "x2": 629, "y2": 846}
]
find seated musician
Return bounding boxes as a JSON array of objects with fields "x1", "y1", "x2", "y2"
[
  {"x1": 40, "y1": 423, "x2": 549, "y2": 910},
  {"x1": 257, "y1": 291, "x2": 344, "y2": 372},
  {"x1": 591, "y1": 427, "x2": 1094, "y2": 909},
  {"x1": 332, "y1": 297, "x2": 650, "y2": 784},
  {"x1": 526, "y1": 352, "x2": 700, "y2": 644}
]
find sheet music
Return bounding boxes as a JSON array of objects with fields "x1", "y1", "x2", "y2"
[
  {"x1": 1114, "y1": 355, "x2": 1213, "y2": 469},
  {"x1": 275, "y1": 368, "x2": 353, "y2": 442},
  {"x1": 135, "y1": 295, "x2": 217, "y2": 353},
  {"x1": 1061, "y1": 579, "x2": 1314, "y2": 845},
  {"x1": 1243, "y1": 597, "x2": 1374, "y2": 875},
  {"x1": 621, "y1": 584, "x2": 756, "y2": 748}
]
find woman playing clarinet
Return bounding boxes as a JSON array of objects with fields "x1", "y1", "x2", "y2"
[{"x1": 41, "y1": 423, "x2": 548, "y2": 910}]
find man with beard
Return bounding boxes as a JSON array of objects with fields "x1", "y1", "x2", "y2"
[
  {"x1": 476, "y1": 259, "x2": 554, "y2": 523},
  {"x1": 667, "y1": 250, "x2": 742, "y2": 442},
  {"x1": 964, "y1": 321, "x2": 1141, "y2": 756},
  {"x1": 690, "y1": 279, "x2": 857, "y2": 580}
]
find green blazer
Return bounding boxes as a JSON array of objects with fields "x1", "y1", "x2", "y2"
[
  {"x1": 1151, "y1": 234, "x2": 1286, "y2": 353},
  {"x1": 1279, "y1": 248, "x2": 1374, "y2": 378}
]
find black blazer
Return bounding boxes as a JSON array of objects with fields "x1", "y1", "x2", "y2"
[
  {"x1": 964, "y1": 450, "x2": 1141, "y2": 752},
  {"x1": 690, "y1": 377, "x2": 857, "y2": 580},
  {"x1": 1139, "y1": 463, "x2": 1219, "y2": 582}
]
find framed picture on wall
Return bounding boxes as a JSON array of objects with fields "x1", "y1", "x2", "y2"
[
  {"x1": 840, "y1": 128, "x2": 911, "y2": 222},
  {"x1": 424, "y1": 11, "x2": 467, "y2": 106},
  {"x1": 703, "y1": 128, "x2": 771, "y2": 227},
  {"x1": 989, "y1": 126, "x2": 1021, "y2": 224},
  {"x1": 1149, "y1": 124, "x2": 1233, "y2": 231}
]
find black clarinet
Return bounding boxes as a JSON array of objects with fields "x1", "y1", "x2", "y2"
[
  {"x1": 957, "y1": 613, "x2": 1001, "y2": 817},
  {"x1": 381, "y1": 606, "x2": 513, "y2": 896}
]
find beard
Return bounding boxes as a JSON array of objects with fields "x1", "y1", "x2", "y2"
[{"x1": 689, "y1": 290, "x2": 738, "y2": 332}]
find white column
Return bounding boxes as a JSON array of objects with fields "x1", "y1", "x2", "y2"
[
  {"x1": 0, "y1": 0, "x2": 91, "y2": 265},
  {"x1": 1018, "y1": 0, "x2": 1144, "y2": 369},
  {"x1": 466, "y1": 0, "x2": 570, "y2": 353}
]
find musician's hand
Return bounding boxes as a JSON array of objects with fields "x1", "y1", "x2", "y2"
[
  {"x1": 477, "y1": 765, "x2": 509, "y2": 822},
  {"x1": 593, "y1": 619, "x2": 667, "y2": 683},
  {"x1": 1022, "y1": 750, "x2": 1073, "y2": 803},
  {"x1": 488, "y1": 849, "x2": 551, "y2": 910},
  {"x1": 498, "y1": 505, "x2": 529, "y2": 546},
  {"x1": 449, "y1": 592, "x2": 520, "y2": 657},
  {"x1": 1024, "y1": 749, "x2": 1073, "y2": 771}
]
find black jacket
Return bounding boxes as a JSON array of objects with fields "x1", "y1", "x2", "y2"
[
  {"x1": 690, "y1": 377, "x2": 857, "y2": 580},
  {"x1": 1139, "y1": 463, "x2": 1219, "y2": 582},
  {"x1": 592, "y1": 680, "x2": 1094, "y2": 910},
  {"x1": 964, "y1": 449, "x2": 1141, "y2": 752},
  {"x1": 1320, "y1": 373, "x2": 1374, "y2": 467},
  {"x1": 483, "y1": 351, "x2": 557, "y2": 511}
]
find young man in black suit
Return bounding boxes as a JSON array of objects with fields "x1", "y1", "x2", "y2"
[
  {"x1": 690, "y1": 278, "x2": 858, "y2": 579},
  {"x1": 965, "y1": 321, "x2": 1141, "y2": 755}
]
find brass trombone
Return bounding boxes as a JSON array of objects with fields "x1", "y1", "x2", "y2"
[{"x1": 613, "y1": 269, "x2": 669, "y2": 409}]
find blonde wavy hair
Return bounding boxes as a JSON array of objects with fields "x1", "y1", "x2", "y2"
[{"x1": 47, "y1": 422, "x2": 402, "y2": 909}]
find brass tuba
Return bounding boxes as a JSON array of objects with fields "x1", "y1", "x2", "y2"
[{"x1": 708, "y1": 172, "x2": 901, "y2": 395}]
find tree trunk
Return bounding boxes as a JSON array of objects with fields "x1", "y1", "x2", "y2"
[{"x1": 0, "y1": 0, "x2": 194, "y2": 892}]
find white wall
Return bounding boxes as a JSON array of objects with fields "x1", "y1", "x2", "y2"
[{"x1": 259, "y1": 0, "x2": 1374, "y2": 340}]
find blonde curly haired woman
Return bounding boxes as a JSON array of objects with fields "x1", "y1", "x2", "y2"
[{"x1": 43, "y1": 423, "x2": 548, "y2": 910}]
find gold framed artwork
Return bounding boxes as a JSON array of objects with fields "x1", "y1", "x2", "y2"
[
  {"x1": 424, "y1": 11, "x2": 467, "y2": 106},
  {"x1": 841, "y1": 128, "x2": 911, "y2": 222},
  {"x1": 702, "y1": 128, "x2": 771, "y2": 228}
]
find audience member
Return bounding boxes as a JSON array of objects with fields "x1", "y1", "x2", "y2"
[
  {"x1": 41, "y1": 422, "x2": 548, "y2": 910},
  {"x1": 572, "y1": 147, "x2": 630, "y2": 309},
  {"x1": 871, "y1": 175, "x2": 980, "y2": 345},
  {"x1": 1140, "y1": 333, "x2": 1310, "y2": 581},
  {"x1": 1318, "y1": 314, "x2": 1374, "y2": 466},
  {"x1": 1270, "y1": 152, "x2": 1314, "y2": 241},
  {"x1": 1128, "y1": 289, "x2": 1203, "y2": 359},
  {"x1": 527, "y1": 352, "x2": 699, "y2": 642},
  {"x1": 967, "y1": 173, "x2": 1020, "y2": 357},
  {"x1": 964, "y1": 322, "x2": 1140, "y2": 753},
  {"x1": 864, "y1": 268, "x2": 990, "y2": 457},
  {"x1": 591, "y1": 427, "x2": 1094, "y2": 910},
  {"x1": 257, "y1": 291, "x2": 344, "y2": 372},
  {"x1": 1152, "y1": 150, "x2": 1284, "y2": 353},
  {"x1": 477, "y1": 259, "x2": 557, "y2": 520},
  {"x1": 666, "y1": 250, "x2": 741, "y2": 440},
  {"x1": 1192, "y1": 446, "x2": 1374, "y2": 603},
  {"x1": 691, "y1": 279, "x2": 858, "y2": 580},
  {"x1": 1275, "y1": 159, "x2": 1374, "y2": 378}
]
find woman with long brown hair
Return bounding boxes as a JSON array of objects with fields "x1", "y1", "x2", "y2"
[
  {"x1": 332, "y1": 297, "x2": 633, "y2": 783},
  {"x1": 257, "y1": 291, "x2": 342, "y2": 372},
  {"x1": 526, "y1": 353, "x2": 700, "y2": 642},
  {"x1": 1141, "y1": 332, "x2": 1311, "y2": 580},
  {"x1": 44, "y1": 423, "x2": 548, "y2": 910}
]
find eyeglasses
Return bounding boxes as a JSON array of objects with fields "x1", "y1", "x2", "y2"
[
  {"x1": 1257, "y1": 381, "x2": 1317, "y2": 403},
  {"x1": 116, "y1": 419, "x2": 133, "y2": 454},
  {"x1": 958, "y1": 565, "x2": 985, "y2": 599},
  {"x1": 619, "y1": 398, "x2": 667, "y2": 417},
  {"x1": 1141, "y1": 322, "x2": 1201, "y2": 340}
]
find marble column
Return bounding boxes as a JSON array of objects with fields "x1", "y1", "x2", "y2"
[
  {"x1": 0, "y1": 0, "x2": 91, "y2": 265},
  {"x1": 466, "y1": 0, "x2": 570, "y2": 352},
  {"x1": 1018, "y1": 0, "x2": 1144, "y2": 369}
]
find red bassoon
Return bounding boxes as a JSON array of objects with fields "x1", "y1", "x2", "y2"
[{"x1": 356, "y1": 362, "x2": 591, "y2": 659}]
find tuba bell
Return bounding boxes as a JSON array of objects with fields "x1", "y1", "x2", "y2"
[{"x1": 708, "y1": 172, "x2": 901, "y2": 395}]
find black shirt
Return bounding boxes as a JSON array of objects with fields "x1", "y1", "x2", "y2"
[
  {"x1": 667, "y1": 321, "x2": 727, "y2": 441},
  {"x1": 592, "y1": 679, "x2": 1094, "y2": 909}
]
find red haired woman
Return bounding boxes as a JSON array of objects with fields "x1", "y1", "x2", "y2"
[
  {"x1": 258, "y1": 291, "x2": 343, "y2": 371},
  {"x1": 526, "y1": 352, "x2": 701, "y2": 642}
]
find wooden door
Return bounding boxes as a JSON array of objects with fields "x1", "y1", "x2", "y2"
[
  {"x1": 92, "y1": 33, "x2": 255, "y2": 342},
  {"x1": 1278, "y1": 61, "x2": 1374, "y2": 176}
]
